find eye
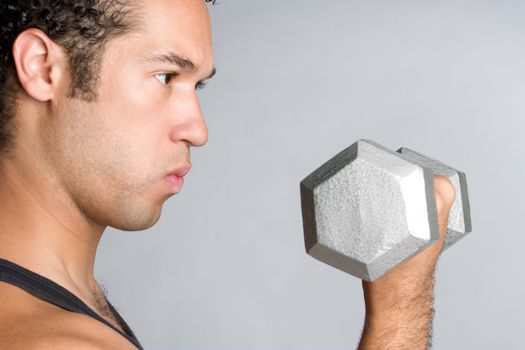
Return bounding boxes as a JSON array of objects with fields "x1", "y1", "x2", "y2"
[
  {"x1": 195, "y1": 81, "x2": 207, "y2": 90},
  {"x1": 154, "y1": 72, "x2": 178, "y2": 86}
]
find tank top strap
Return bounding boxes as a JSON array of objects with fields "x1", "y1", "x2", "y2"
[{"x1": 0, "y1": 258, "x2": 144, "y2": 350}]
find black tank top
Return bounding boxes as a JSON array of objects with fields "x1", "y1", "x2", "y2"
[{"x1": 0, "y1": 258, "x2": 144, "y2": 350}]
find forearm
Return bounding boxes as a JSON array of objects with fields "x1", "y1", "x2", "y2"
[
  {"x1": 356, "y1": 176, "x2": 454, "y2": 350},
  {"x1": 357, "y1": 270, "x2": 437, "y2": 350}
]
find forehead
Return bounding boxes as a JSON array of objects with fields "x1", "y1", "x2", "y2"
[{"x1": 119, "y1": 0, "x2": 213, "y2": 67}]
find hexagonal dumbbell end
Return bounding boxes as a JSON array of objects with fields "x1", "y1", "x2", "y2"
[
  {"x1": 300, "y1": 139, "x2": 440, "y2": 281},
  {"x1": 396, "y1": 147, "x2": 472, "y2": 250}
]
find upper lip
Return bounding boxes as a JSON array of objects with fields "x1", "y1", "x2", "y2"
[{"x1": 167, "y1": 164, "x2": 191, "y2": 177}]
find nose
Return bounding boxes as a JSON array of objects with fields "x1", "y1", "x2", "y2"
[{"x1": 169, "y1": 90, "x2": 209, "y2": 147}]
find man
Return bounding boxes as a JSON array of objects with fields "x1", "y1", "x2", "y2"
[{"x1": 0, "y1": 0, "x2": 455, "y2": 349}]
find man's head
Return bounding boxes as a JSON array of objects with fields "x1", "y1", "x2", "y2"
[
  {"x1": 0, "y1": 0, "x2": 214, "y2": 231},
  {"x1": 1, "y1": 0, "x2": 139, "y2": 156}
]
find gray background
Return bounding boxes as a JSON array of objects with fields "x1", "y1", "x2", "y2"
[{"x1": 96, "y1": 0, "x2": 525, "y2": 349}]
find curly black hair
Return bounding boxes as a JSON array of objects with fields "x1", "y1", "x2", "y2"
[{"x1": 0, "y1": 0, "x2": 142, "y2": 160}]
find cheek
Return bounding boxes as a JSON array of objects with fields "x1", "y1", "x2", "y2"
[
  {"x1": 99, "y1": 70, "x2": 171, "y2": 145},
  {"x1": 59, "y1": 125, "x2": 161, "y2": 228},
  {"x1": 91, "y1": 64, "x2": 172, "y2": 182},
  {"x1": 72, "y1": 114, "x2": 131, "y2": 184},
  {"x1": 52, "y1": 100, "x2": 138, "y2": 193},
  {"x1": 96, "y1": 104, "x2": 167, "y2": 176}
]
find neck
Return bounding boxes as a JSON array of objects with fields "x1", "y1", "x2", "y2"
[{"x1": 0, "y1": 154, "x2": 106, "y2": 299}]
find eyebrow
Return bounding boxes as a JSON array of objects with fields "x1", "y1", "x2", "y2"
[{"x1": 141, "y1": 51, "x2": 216, "y2": 81}]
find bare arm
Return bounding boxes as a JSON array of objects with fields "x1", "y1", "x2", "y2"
[{"x1": 357, "y1": 176, "x2": 456, "y2": 350}]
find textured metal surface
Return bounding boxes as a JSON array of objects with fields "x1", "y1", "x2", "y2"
[
  {"x1": 300, "y1": 139, "x2": 440, "y2": 281},
  {"x1": 396, "y1": 147, "x2": 472, "y2": 250}
]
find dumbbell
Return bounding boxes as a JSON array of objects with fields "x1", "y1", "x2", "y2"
[{"x1": 299, "y1": 139, "x2": 472, "y2": 281}]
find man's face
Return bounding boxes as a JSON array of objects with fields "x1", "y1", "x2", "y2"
[{"x1": 42, "y1": 0, "x2": 214, "y2": 231}]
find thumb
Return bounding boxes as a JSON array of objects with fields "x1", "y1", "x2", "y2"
[{"x1": 433, "y1": 175, "x2": 456, "y2": 249}]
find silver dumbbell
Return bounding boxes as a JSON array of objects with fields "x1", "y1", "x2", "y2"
[{"x1": 300, "y1": 139, "x2": 472, "y2": 281}]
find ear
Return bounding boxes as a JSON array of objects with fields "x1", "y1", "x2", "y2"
[{"x1": 11, "y1": 28, "x2": 66, "y2": 102}]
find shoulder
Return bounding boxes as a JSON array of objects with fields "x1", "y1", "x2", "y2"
[{"x1": 0, "y1": 282, "x2": 138, "y2": 350}]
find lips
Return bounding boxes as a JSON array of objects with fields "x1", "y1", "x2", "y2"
[{"x1": 166, "y1": 164, "x2": 191, "y2": 178}]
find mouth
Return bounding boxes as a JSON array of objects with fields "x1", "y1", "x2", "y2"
[
  {"x1": 164, "y1": 164, "x2": 191, "y2": 194},
  {"x1": 166, "y1": 161, "x2": 191, "y2": 177}
]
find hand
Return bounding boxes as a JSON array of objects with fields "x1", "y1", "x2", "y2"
[{"x1": 357, "y1": 175, "x2": 456, "y2": 350}]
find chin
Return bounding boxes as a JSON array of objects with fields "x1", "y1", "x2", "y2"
[{"x1": 110, "y1": 203, "x2": 163, "y2": 232}]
